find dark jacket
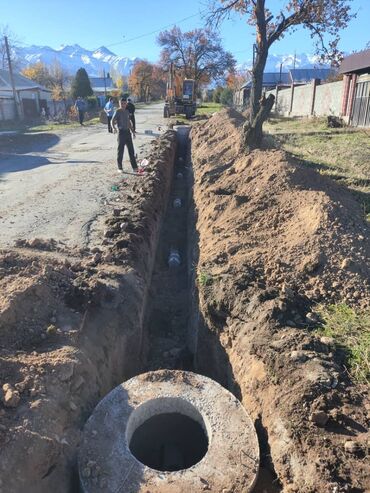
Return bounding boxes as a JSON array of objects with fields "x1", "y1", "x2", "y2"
[{"x1": 127, "y1": 102, "x2": 135, "y2": 114}]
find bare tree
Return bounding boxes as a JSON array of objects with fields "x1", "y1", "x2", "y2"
[
  {"x1": 209, "y1": 0, "x2": 355, "y2": 150},
  {"x1": 0, "y1": 25, "x2": 20, "y2": 70},
  {"x1": 157, "y1": 26, "x2": 236, "y2": 87}
]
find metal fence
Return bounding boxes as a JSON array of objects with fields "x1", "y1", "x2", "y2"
[{"x1": 351, "y1": 79, "x2": 370, "y2": 127}]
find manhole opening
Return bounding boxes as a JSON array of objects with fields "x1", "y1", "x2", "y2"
[{"x1": 126, "y1": 397, "x2": 209, "y2": 472}]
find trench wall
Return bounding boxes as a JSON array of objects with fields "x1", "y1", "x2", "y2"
[{"x1": 0, "y1": 132, "x2": 177, "y2": 493}]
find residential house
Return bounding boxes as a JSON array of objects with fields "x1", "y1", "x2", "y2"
[
  {"x1": 339, "y1": 49, "x2": 370, "y2": 127},
  {"x1": 0, "y1": 69, "x2": 52, "y2": 121},
  {"x1": 89, "y1": 74, "x2": 116, "y2": 106}
]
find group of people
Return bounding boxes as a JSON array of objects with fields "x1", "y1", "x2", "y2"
[{"x1": 74, "y1": 96, "x2": 138, "y2": 174}]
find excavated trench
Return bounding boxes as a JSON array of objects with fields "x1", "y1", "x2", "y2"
[{"x1": 77, "y1": 127, "x2": 277, "y2": 492}]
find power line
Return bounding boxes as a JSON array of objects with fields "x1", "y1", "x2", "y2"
[
  {"x1": 102, "y1": 10, "x2": 207, "y2": 50},
  {"x1": 8, "y1": 9, "x2": 207, "y2": 52}
]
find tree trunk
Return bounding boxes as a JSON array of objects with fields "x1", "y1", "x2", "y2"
[
  {"x1": 250, "y1": 49, "x2": 268, "y2": 122},
  {"x1": 242, "y1": 94, "x2": 275, "y2": 151}
]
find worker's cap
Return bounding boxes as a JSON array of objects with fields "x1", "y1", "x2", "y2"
[
  {"x1": 127, "y1": 98, "x2": 132, "y2": 102},
  {"x1": 120, "y1": 97, "x2": 127, "y2": 102}
]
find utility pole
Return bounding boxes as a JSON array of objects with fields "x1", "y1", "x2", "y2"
[
  {"x1": 4, "y1": 36, "x2": 20, "y2": 120},
  {"x1": 103, "y1": 68, "x2": 107, "y2": 98}
]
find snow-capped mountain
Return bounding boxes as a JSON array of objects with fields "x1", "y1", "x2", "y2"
[
  {"x1": 13, "y1": 43, "x2": 141, "y2": 77},
  {"x1": 239, "y1": 52, "x2": 329, "y2": 72}
]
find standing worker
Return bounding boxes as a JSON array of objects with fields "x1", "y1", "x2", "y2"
[
  {"x1": 112, "y1": 97, "x2": 138, "y2": 173},
  {"x1": 104, "y1": 97, "x2": 115, "y2": 133},
  {"x1": 127, "y1": 98, "x2": 136, "y2": 132},
  {"x1": 74, "y1": 97, "x2": 86, "y2": 126}
]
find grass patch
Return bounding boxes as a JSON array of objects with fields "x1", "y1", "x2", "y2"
[
  {"x1": 198, "y1": 271, "x2": 214, "y2": 287},
  {"x1": 264, "y1": 117, "x2": 370, "y2": 220},
  {"x1": 196, "y1": 102, "x2": 223, "y2": 115},
  {"x1": 314, "y1": 303, "x2": 370, "y2": 384}
]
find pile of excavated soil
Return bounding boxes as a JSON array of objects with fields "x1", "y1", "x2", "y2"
[
  {"x1": 0, "y1": 132, "x2": 177, "y2": 492},
  {"x1": 191, "y1": 109, "x2": 370, "y2": 492},
  {"x1": 192, "y1": 108, "x2": 370, "y2": 309}
]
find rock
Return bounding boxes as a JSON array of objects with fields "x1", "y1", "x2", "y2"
[
  {"x1": 46, "y1": 324, "x2": 57, "y2": 335},
  {"x1": 320, "y1": 336, "x2": 335, "y2": 346},
  {"x1": 290, "y1": 351, "x2": 308, "y2": 363},
  {"x1": 344, "y1": 440, "x2": 360, "y2": 454},
  {"x1": 2, "y1": 387, "x2": 20, "y2": 408},
  {"x1": 310, "y1": 411, "x2": 329, "y2": 427},
  {"x1": 90, "y1": 247, "x2": 101, "y2": 254},
  {"x1": 93, "y1": 253, "x2": 102, "y2": 263},
  {"x1": 103, "y1": 253, "x2": 113, "y2": 263},
  {"x1": 341, "y1": 258, "x2": 352, "y2": 269},
  {"x1": 113, "y1": 208, "x2": 122, "y2": 217},
  {"x1": 120, "y1": 222, "x2": 128, "y2": 231},
  {"x1": 306, "y1": 312, "x2": 319, "y2": 324}
]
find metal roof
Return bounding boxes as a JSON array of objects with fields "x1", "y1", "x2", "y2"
[
  {"x1": 241, "y1": 68, "x2": 335, "y2": 89},
  {"x1": 0, "y1": 69, "x2": 51, "y2": 92},
  {"x1": 89, "y1": 76, "x2": 115, "y2": 90},
  {"x1": 290, "y1": 68, "x2": 334, "y2": 82},
  {"x1": 339, "y1": 49, "x2": 370, "y2": 74}
]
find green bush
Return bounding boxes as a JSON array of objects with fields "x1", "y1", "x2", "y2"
[{"x1": 86, "y1": 96, "x2": 98, "y2": 109}]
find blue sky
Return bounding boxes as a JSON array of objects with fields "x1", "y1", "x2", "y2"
[{"x1": 1, "y1": 0, "x2": 369, "y2": 63}]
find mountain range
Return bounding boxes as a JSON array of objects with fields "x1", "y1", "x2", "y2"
[
  {"x1": 13, "y1": 43, "x2": 328, "y2": 77},
  {"x1": 14, "y1": 44, "x2": 140, "y2": 77}
]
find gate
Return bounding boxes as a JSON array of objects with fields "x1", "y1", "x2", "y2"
[{"x1": 351, "y1": 78, "x2": 370, "y2": 127}]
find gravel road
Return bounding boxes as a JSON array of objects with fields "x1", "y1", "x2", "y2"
[{"x1": 0, "y1": 102, "x2": 165, "y2": 249}]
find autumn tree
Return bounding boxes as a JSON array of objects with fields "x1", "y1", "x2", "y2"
[
  {"x1": 209, "y1": 0, "x2": 355, "y2": 150},
  {"x1": 21, "y1": 62, "x2": 53, "y2": 87},
  {"x1": 157, "y1": 26, "x2": 236, "y2": 87},
  {"x1": 47, "y1": 62, "x2": 70, "y2": 122},
  {"x1": 129, "y1": 61, "x2": 166, "y2": 101},
  {"x1": 70, "y1": 68, "x2": 93, "y2": 99}
]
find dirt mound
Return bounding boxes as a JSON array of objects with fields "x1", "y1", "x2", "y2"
[
  {"x1": 191, "y1": 110, "x2": 370, "y2": 492},
  {"x1": 191, "y1": 109, "x2": 370, "y2": 307},
  {"x1": 0, "y1": 132, "x2": 177, "y2": 492}
]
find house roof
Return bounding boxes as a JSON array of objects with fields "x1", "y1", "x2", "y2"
[
  {"x1": 0, "y1": 69, "x2": 51, "y2": 92},
  {"x1": 89, "y1": 76, "x2": 115, "y2": 91},
  {"x1": 242, "y1": 72, "x2": 290, "y2": 89},
  {"x1": 339, "y1": 49, "x2": 370, "y2": 74},
  {"x1": 290, "y1": 68, "x2": 334, "y2": 82},
  {"x1": 241, "y1": 68, "x2": 335, "y2": 89}
]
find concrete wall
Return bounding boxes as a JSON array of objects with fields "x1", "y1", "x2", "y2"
[
  {"x1": 290, "y1": 84, "x2": 312, "y2": 116},
  {"x1": 314, "y1": 80, "x2": 343, "y2": 116},
  {"x1": 268, "y1": 79, "x2": 343, "y2": 118}
]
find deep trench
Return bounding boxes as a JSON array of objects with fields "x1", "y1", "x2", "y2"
[{"x1": 74, "y1": 129, "x2": 280, "y2": 492}]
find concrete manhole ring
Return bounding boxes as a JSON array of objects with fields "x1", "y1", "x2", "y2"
[{"x1": 79, "y1": 370, "x2": 259, "y2": 492}]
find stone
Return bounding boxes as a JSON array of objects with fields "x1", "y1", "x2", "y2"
[
  {"x1": 320, "y1": 336, "x2": 335, "y2": 346},
  {"x1": 3, "y1": 388, "x2": 20, "y2": 408},
  {"x1": 310, "y1": 411, "x2": 329, "y2": 427},
  {"x1": 113, "y1": 208, "x2": 122, "y2": 217},
  {"x1": 290, "y1": 351, "x2": 308, "y2": 363},
  {"x1": 47, "y1": 324, "x2": 57, "y2": 335},
  {"x1": 344, "y1": 440, "x2": 360, "y2": 454},
  {"x1": 306, "y1": 312, "x2": 319, "y2": 324},
  {"x1": 341, "y1": 258, "x2": 352, "y2": 269}
]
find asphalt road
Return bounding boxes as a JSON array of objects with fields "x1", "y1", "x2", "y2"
[{"x1": 0, "y1": 102, "x2": 165, "y2": 249}]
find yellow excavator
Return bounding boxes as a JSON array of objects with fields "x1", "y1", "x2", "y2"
[{"x1": 164, "y1": 63, "x2": 196, "y2": 119}]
